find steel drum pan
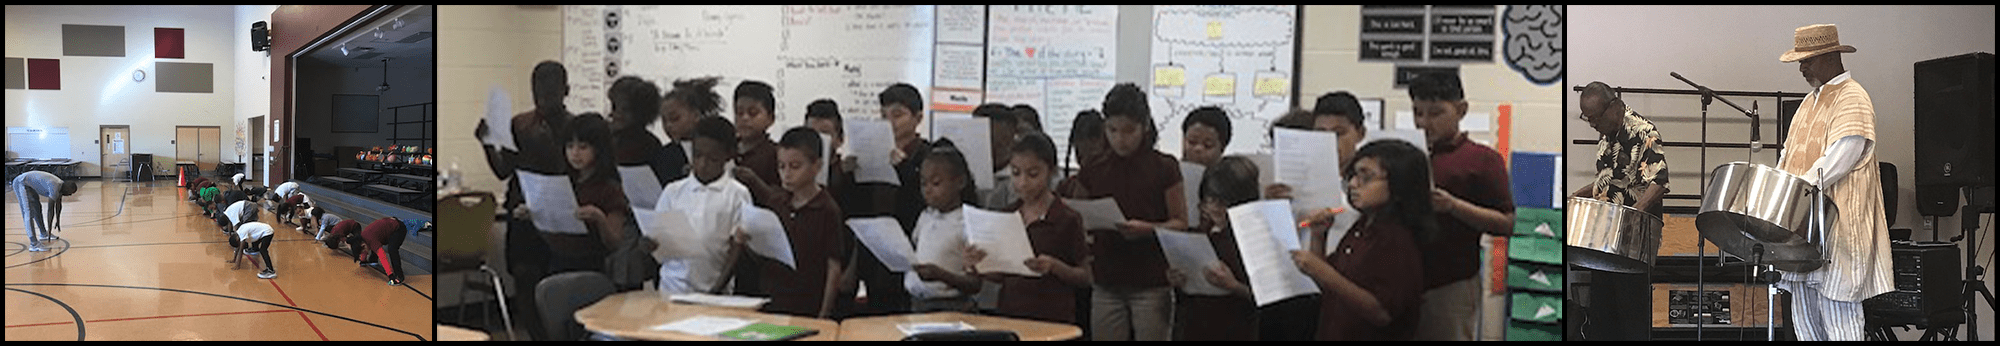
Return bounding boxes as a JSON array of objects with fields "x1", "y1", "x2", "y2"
[
  {"x1": 1695, "y1": 162, "x2": 1835, "y2": 272},
  {"x1": 1566, "y1": 197, "x2": 1664, "y2": 273}
]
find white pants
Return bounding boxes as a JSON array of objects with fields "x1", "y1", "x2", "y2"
[{"x1": 1777, "y1": 279, "x2": 1865, "y2": 341}]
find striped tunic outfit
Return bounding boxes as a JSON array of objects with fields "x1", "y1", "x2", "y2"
[{"x1": 1773, "y1": 73, "x2": 1893, "y2": 341}]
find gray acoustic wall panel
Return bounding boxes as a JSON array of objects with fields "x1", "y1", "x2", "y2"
[
  {"x1": 62, "y1": 24, "x2": 126, "y2": 57},
  {"x1": 155, "y1": 61, "x2": 213, "y2": 93},
  {"x1": 5, "y1": 58, "x2": 23, "y2": 89}
]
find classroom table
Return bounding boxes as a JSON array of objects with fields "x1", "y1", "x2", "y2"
[
  {"x1": 837, "y1": 312, "x2": 1083, "y2": 341},
  {"x1": 437, "y1": 324, "x2": 491, "y2": 341},
  {"x1": 573, "y1": 290, "x2": 841, "y2": 341}
]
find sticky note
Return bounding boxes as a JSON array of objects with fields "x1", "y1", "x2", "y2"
[
  {"x1": 1254, "y1": 77, "x2": 1288, "y2": 97},
  {"x1": 1203, "y1": 75, "x2": 1234, "y2": 96},
  {"x1": 1207, "y1": 21, "x2": 1223, "y2": 40},
  {"x1": 1154, "y1": 67, "x2": 1186, "y2": 87}
]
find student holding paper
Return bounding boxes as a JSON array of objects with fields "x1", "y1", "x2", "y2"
[
  {"x1": 801, "y1": 99, "x2": 869, "y2": 218},
  {"x1": 1407, "y1": 72, "x2": 1516, "y2": 341},
  {"x1": 655, "y1": 114, "x2": 755, "y2": 295},
  {"x1": 1055, "y1": 109, "x2": 1107, "y2": 335},
  {"x1": 1169, "y1": 156, "x2": 1259, "y2": 341},
  {"x1": 906, "y1": 140, "x2": 982, "y2": 312},
  {"x1": 1069, "y1": 84, "x2": 1187, "y2": 341},
  {"x1": 550, "y1": 113, "x2": 630, "y2": 274},
  {"x1": 971, "y1": 103, "x2": 1019, "y2": 209},
  {"x1": 1251, "y1": 109, "x2": 1333, "y2": 341},
  {"x1": 1315, "y1": 92, "x2": 1370, "y2": 171},
  {"x1": 655, "y1": 77, "x2": 717, "y2": 185},
  {"x1": 966, "y1": 132, "x2": 1089, "y2": 324},
  {"x1": 881, "y1": 83, "x2": 933, "y2": 233},
  {"x1": 1290, "y1": 140, "x2": 1432, "y2": 340},
  {"x1": 1058, "y1": 110, "x2": 1107, "y2": 190},
  {"x1": 606, "y1": 76, "x2": 676, "y2": 191},
  {"x1": 1180, "y1": 107, "x2": 1231, "y2": 168},
  {"x1": 838, "y1": 83, "x2": 933, "y2": 316},
  {"x1": 476, "y1": 61, "x2": 571, "y2": 341},
  {"x1": 726, "y1": 81, "x2": 784, "y2": 298},
  {"x1": 747, "y1": 127, "x2": 851, "y2": 319},
  {"x1": 1180, "y1": 106, "x2": 1232, "y2": 228},
  {"x1": 733, "y1": 80, "x2": 783, "y2": 187}
]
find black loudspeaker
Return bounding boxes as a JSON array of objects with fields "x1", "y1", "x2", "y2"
[
  {"x1": 1914, "y1": 52, "x2": 1994, "y2": 216},
  {"x1": 251, "y1": 21, "x2": 271, "y2": 52}
]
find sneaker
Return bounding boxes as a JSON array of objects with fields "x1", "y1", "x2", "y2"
[
  {"x1": 387, "y1": 279, "x2": 403, "y2": 286},
  {"x1": 28, "y1": 244, "x2": 48, "y2": 252},
  {"x1": 258, "y1": 269, "x2": 276, "y2": 279}
]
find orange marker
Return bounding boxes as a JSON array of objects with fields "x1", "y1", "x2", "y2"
[{"x1": 1298, "y1": 207, "x2": 1350, "y2": 228}]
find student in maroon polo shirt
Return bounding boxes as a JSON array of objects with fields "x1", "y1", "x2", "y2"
[
  {"x1": 1069, "y1": 83, "x2": 1187, "y2": 341},
  {"x1": 1405, "y1": 71, "x2": 1516, "y2": 341}
]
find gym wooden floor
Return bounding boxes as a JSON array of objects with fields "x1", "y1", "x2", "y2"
[{"x1": 5, "y1": 179, "x2": 433, "y2": 341}]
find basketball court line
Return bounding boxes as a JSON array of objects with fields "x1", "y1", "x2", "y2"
[{"x1": 5, "y1": 283, "x2": 427, "y2": 341}]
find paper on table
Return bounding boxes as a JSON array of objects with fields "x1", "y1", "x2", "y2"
[
  {"x1": 651, "y1": 315, "x2": 757, "y2": 336},
  {"x1": 739, "y1": 202, "x2": 796, "y2": 269},
  {"x1": 1180, "y1": 161, "x2": 1206, "y2": 227},
  {"x1": 846, "y1": 217, "x2": 914, "y2": 272},
  {"x1": 1156, "y1": 228, "x2": 1230, "y2": 296},
  {"x1": 482, "y1": 86, "x2": 517, "y2": 151},
  {"x1": 843, "y1": 119, "x2": 900, "y2": 185},
  {"x1": 668, "y1": 292, "x2": 772, "y2": 308},
  {"x1": 516, "y1": 170, "x2": 588, "y2": 235},
  {"x1": 1227, "y1": 200, "x2": 1321, "y2": 306},
  {"x1": 633, "y1": 206, "x2": 699, "y2": 261},
  {"x1": 618, "y1": 165, "x2": 665, "y2": 210},
  {"x1": 1062, "y1": 197, "x2": 1126, "y2": 231},
  {"x1": 1364, "y1": 128, "x2": 1429, "y2": 154},
  {"x1": 931, "y1": 115, "x2": 994, "y2": 191},
  {"x1": 961, "y1": 206, "x2": 1038, "y2": 277},
  {"x1": 896, "y1": 321, "x2": 975, "y2": 336}
]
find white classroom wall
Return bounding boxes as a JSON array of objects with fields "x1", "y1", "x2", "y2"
[
  {"x1": 1297, "y1": 5, "x2": 1566, "y2": 155},
  {"x1": 1573, "y1": 5, "x2": 1995, "y2": 341},
  {"x1": 435, "y1": 5, "x2": 565, "y2": 198},
  {"x1": 233, "y1": 5, "x2": 280, "y2": 183},
  {"x1": 5, "y1": 5, "x2": 250, "y2": 177}
]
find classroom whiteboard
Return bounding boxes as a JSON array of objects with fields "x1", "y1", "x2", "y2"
[
  {"x1": 563, "y1": 5, "x2": 935, "y2": 141},
  {"x1": 984, "y1": 5, "x2": 1121, "y2": 156},
  {"x1": 1149, "y1": 5, "x2": 1299, "y2": 156},
  {"x1": 6, "y1": 127, "x2": 72, "y2": 160}
]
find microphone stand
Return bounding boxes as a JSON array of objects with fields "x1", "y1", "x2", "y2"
[
  {"x1": 1672, "y1": 72, "x2": 1768, "y2": 341},
  {"x1": 1672, "y1": 72, "x2": 1763, "y2": 159}
]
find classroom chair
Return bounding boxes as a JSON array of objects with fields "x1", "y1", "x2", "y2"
[
  {"x1": 535, "y1": 271, "x2": 617, "y2": 341},
  {"x1": 436, "y1": 192, "x2": 517, "y2": 340}
]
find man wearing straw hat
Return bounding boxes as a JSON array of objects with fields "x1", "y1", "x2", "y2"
[{"x1": 1772, "y1": 23, "x2": 1892, "y2": 341}]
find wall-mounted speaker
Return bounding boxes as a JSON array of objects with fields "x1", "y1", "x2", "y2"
[
  {"x1": 251, "y1": 21, "x2": 271, "y2": 52},
  {"x1": 1913, "y1": 52, "x2": 1994, "y2": 216}
]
